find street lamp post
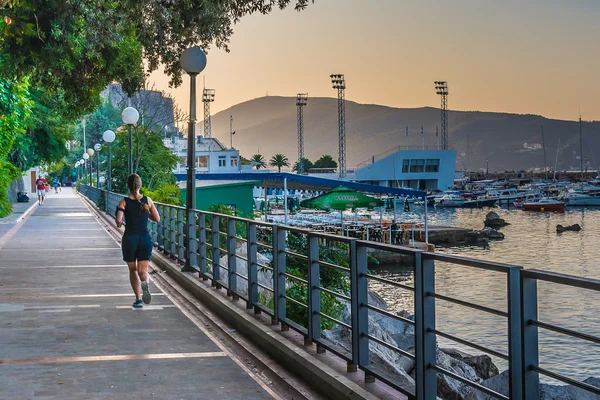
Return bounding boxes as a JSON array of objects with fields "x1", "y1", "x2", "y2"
[
  {"x1": 79, "y1": 159, "x2": 85, "y2": 183},
  {"x1": 86, "y1": 149, "x2": 95, "y2": 186},
  {"x1": 82, "y1": 153, "x2": 90, "y2": 185},
  {"x1": 103, "y1": 130, "x2": 116, "y2": 194},
  {"x1": 122, "y1": 107, "x2": 140, "y2": 175},
  {"x1": 180, "y1": 47, "x2": 207, "y2": 272},
  {"x1": 75, "y1": 161, "x2": 80, "y2": 181},
  {"x1": 94, "y1": 143, "x2": 102, "y2": 188}
]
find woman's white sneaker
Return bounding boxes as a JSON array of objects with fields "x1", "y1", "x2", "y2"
[{"x1": 141, "y1": 281, "x2": 151, "y2": 304}]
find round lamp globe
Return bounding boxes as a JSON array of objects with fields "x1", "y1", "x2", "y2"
[
  {"x1": 103, "y1": 130, "x2": 116, "y2": 143},
  {"x1": 94, "y1": 143, "x2": 102, "y2": 152},
  {"x1": 122, "y1": 107, "x2": 140, "y2": 125},
  {"x1": 86, "y1": 148, "x2": 95, "y2": 156},
  {"x1": 83, "y1": 153, "x2": 89, "y2": 160},
  {"x1": 180, "y1": 47, "x2": 207, "y2": 75}
]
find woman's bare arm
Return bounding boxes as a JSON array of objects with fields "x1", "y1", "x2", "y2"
[
  {"x1": 116, "y1": 199, "x2": 126, "y2": 228},
  {"x1": 147, "y1": 198, "x2": 160, "y2": 223}
]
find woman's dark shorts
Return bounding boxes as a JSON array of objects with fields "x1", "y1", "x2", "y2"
[{"x1": 122, "y1": 232, "x2": 153, "y2": 262}]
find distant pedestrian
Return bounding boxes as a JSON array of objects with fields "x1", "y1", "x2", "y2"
[
  {"x1": 115, "y1": 174, "x2": 160, "y2": 308},
  {"x1": 35, "y1": 175, "x2": 47, "y2": 205},
  {"x1": 52, "y1": 176, "x2": 59, "y2": 193}
]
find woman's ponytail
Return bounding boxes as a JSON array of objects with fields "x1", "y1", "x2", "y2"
[{"x1": 127, "y1": 174, "x2": 150, "y2": 213}]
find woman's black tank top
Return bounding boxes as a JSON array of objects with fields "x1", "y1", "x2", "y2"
[{"x1": 123, "y1": 196, "x2": 150, "y2": 235}]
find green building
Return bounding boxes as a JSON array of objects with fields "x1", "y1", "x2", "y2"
[{"x1": 179, "y1": 180, "x2": 259, "y2": 217}]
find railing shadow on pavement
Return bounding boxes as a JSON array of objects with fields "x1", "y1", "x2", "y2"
[{"x1": 79, "y1": 185, "x2": 600, "y2": 400}]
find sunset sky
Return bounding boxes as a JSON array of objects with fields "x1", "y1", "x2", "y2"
[{"x1": 149, "y1": 0, "x2": 600, "y2": 122}]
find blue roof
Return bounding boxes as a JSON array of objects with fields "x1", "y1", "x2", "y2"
[{"x1": 174, "y1": 173, "x2": 426, "y2": 198}]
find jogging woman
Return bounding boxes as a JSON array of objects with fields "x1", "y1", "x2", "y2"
[{"x1": 115, "y1": 174, "x2": 161, "y2": 308}]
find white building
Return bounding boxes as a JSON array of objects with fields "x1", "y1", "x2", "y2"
[
  {"x1": 355, "y1": 149, "x2": 457, "y2": 191},
  {"x1": 167, "y1": 136, "x2": 241, "y2": 174}
]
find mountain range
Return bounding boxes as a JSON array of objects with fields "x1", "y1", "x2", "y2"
[{"x1": 200, "y1": 96, "x2": 600, "y2": 172}]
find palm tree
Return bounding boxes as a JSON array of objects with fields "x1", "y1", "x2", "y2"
[
  {"x1": 313, "y1": 154, "x2": 337, "y2": 169},
  {"x1": 292, "y1": 158, "x2": 314, "y2": 174},
  {"x1": 251, "y1": 154, "x2": 266, "y2": 170},
  {"x1": 269, "y1": 154, "x2": 290, "y2": 172}
]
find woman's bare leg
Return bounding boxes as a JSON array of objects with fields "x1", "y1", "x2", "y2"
[
  {"x1": 127, "y1": 262, "x2": 141, "y2": 299},
  {"x1": 137, "y1": 260, "x2": 149, "y2": 282}
]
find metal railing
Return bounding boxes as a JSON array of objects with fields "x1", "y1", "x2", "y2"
[{"x1": 79, "y1": 184, "x2": 600, "y2": 400}]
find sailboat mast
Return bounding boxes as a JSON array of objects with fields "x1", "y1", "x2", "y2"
[
  {"x1": 541, "y1": 125, "x2": 547, "y2": 181},
  {"x1": 580, "y1": 116, "x2": 584, "y2": 183},
  {"x1": 553, "y1": 137, "x2": 560, "y2": 181}
]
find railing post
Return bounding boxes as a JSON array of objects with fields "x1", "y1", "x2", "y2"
[
  {"x1": 183, "y1": 210, "x2": 197, "y2": 272},
  {"x1": 199, "y1": 213, "x2": 207, "y2": 280},
  {"x1": 162, "y1": 206, "x2": 169, "y2": 254},
  {"x1": 246, "y1": 222, "x2": 258, "y2": 309},
  {"x1": 306, "y1": 234, "x2": 320, "y2": 346},
  {"x1": 170, "y1": 207, "x2": 177, "y2": 258},
  {"x1": 351, "y1": 241, "x2": 369, "y2": 374},
  {"x1": 211, "y1": 215, "x2": 221, "y2": 287},
  {"x1": 177, "y1": 208, "x2": 185, "y2": 263},
  {"x1": 227, "y1": 218, "x2": 238, "y2": 298},
  {"x1": 415, "y1": 251, "x2": 436, "y2": 400},
  {"x1": 508, "y1": 267, "x2": 523, "y2": 400},
  {"x1": 521, "y1": 274, "x2": 539, "y2": 400},
  {"x1": 273, "y1": 226, "x2": 287, "y2": 326},
  {"x1": 157, "y1": 205, "x2": 165, "y2": 251}
]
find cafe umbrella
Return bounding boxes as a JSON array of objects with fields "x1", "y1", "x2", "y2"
[{"x1": 300, "y1": 186, "x2": 384, "y2": 235}]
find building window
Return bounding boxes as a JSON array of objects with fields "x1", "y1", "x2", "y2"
[
  {"x1": 402, "y1": 159, "x2": 409, "y2": 173},
  {"x1": 230, "y1": 157, "x2": 238, "y2": 167},
  {"x1": 196, "y1": 155, "x2": 209, "y2": 168},
  {"x1": 218, "y1": 156, "x2": 227, "y2": 167},
  {"x1": 409, "y1": 159, "x2": 425, "y2": 173},
  {"x1": 425, "y1": 159, "x2": 440, "y2": 172}
]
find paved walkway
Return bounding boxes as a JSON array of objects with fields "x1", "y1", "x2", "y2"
[
  {"x1": 0, "y1": 189, "x2": 273, "y2": 400},
  {"x1": 0, "y1": 194, "x2": 35, "y2": 238}
]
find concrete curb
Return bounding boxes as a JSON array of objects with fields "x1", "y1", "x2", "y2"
[
  {"x1": 79, "y1": 193, "x2": 379, "y2": 400},
  {"x1": 14, "y1": 201, "x2": 38, "y2": 224}
]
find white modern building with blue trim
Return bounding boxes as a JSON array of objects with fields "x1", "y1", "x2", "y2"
[{"x1": 354, "y1": 149, "x2": 457, "y2": 191}]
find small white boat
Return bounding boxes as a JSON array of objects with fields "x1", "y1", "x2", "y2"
[
  {"x1": 486, "y1": 189, "x2": 521, "y2": 202},
  {"x1": 559, "y1": 192, "x2": 600, "y2": 206},
  {"x1": 522, "y1": 197, "x2": 565, "y2": 212}
]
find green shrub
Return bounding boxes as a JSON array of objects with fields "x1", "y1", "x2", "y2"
[{"x1": 0, "y1": 162, "x2": 21, "y2": 217}]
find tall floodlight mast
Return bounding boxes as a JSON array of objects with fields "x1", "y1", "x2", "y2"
[
  {"x1": 296, "y1": 93, "x2": 308, "y2": 174},
  {"x1": 331, "y1": 74, "x2": 346, "y2": 178},
  {"x1": 434, "y1": 81, "x2": 449, "y2": 150},
  {"x1": 202, "y1": 88, "x2": 215, "y2": 151}
]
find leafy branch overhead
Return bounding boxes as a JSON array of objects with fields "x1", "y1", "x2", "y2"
[{"x1": 0, "y1": 0, "x2": 313, "y2": 117}]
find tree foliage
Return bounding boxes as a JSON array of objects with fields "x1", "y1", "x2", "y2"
[
  {"x1": 292, "y1": 157, "x2": 313, "y2": 174},
  {"x1": 251, "y1": 154, "x2": 266, "y2": 169},
  {"x1": 269, "y1": 154, "x2": 290, "y2": 172},
  {"x1": 313, "y1": 154, "x2": 337, "y2": 169}
]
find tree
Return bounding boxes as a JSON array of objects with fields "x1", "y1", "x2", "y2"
[
  {"x1": 73, "y1": 100, "x2": 123, "y2": 150},
  {"x1": 292, "y1": 158, "x2": 313, "y2": 174},
  {"x1": 269, "y1": 154, "x2": 290, "y2": 172},
  {"x1": 313, "y1": 155, "x2": 338, "y2": 169},
  {"x1": 251, "y1": 154, "x2": 266, "y2": 170}
]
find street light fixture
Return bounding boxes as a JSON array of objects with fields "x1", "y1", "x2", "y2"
[
  {"x1": 94, "y1": 143, "x2": 102, "y2": 188},
  {"x1": 122, "y1": 106, "x2": 140, "y2": 175},
  {"x1": 180, "y1": 46, "x2": 207, "y2": 272},
  {"x1": 103, "y1": 130, "x2": 116, "y2": 194},
  {"x1": 83, "y1": 153, "x2": 90, "y2": 185},
  {"x1": 86, "y1": 149, "x2": 94, "y2": 186}
]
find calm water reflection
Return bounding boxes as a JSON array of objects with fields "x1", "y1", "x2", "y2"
[{"x1": 371, "y1": 207, "x2": 600, "y2": 381}]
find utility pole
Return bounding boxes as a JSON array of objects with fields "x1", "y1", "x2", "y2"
[
  {"x1": 467, "y1": 132, "x2": 471, "y2": 181},
  {"x1": 202, "y1": 88, "x2": 215, "y2": 169},
  {"x1": 434, "y1": 81, "x2": 449, "y2": 150}
]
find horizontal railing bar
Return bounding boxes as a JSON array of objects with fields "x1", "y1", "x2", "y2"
[
  {"x1": 359, "y1": 366, "x2": 415, "y2": 399},
  {"x1": 318, "y1": 259, "x2": 350, "y2": 272},
  {"x1": 365, "y1": 333, "x2": 416, "y2": 360},
  {"x1": 234, "y1": 254, "x2": 248, "y2": 262},
  {"x1": 203, "y1": 227, "x2": 212, "y2": 232},
  {"x1": 218, "y1": 247, "x2": 228, "y2": 254},
  {"x1": 432, "y1": 329, "x2": 508, "y2": 360},
  {"x1": 285, "y1": 296, "x2": 308, "y2": 309},
  {"x1": 284, "y1": 250, "x2": 308, "y2": 260},
  {"x1": 317, "y1": 312, "x2": 352, "y2": 330},
  {"x1": 257, "y1": 242, "x2": 273, "y2": 250},
  {"x1": 253, "y1": 302, "x2": 274, "y2": 317},
  {"x1": 232, "y1": 271, "x2": 249, "y2": 281},
  {"x1": 431, "y1": 365, "x2": 508, "y2": 400},
  {"x1": 317, "y1": 286, "x2": 351, "y2": 302},
  {"x1": 256, "y1": 282, "x2": 274, "y2": 292},
  {"x1": 256, "y1": 262, "x2": 273, "y2": 271},
  {"x1": 219, "y1": 264, "x2": 229, "y2": 271},
  {"x1": 280, "y1": 319, "x2": 308, "y2": 337},
  {"x1": 358, "y1": 240, "x2": 420, "y2": 255},
  {"x1": 532, "y1": 320, "x2": 600, "y2": 345},
  {"x1": 312, "y1": 337, "x2": 353, "y2": 363},
  {"x1": 234, "y1": 236, "x2": 247, "y2": 242},
  {"x1": 532, "y1": 366, "x2": 600, "y2": 395},
  {"x1": 365, "y1": 273, "x2": 415, "y2": 292},
  {"x1": 365, "y1": 304, "x2": 415, "y2": 326},
  {"x1": 432, "y1": 293, "x2": 508, "y2": 317},
  {"x1": 523, "y1": 269, "x2": 600, "y2": 291},
  {"x1": 423, "y1": 252, "x2": 520, "y2": 273},
  {"x1": 284, "y1": 273, "x2": 308, "y2": 285}
]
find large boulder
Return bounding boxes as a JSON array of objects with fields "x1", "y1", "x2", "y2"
[
  {"x1": 484, "y1": 211, "x2": 509, "y2": 228},
  {"x1": 440, "y1": 348, "x2": 499, "y2": 380},
  {"x1": 437, "y1": 349, "x2": 482, "y2": 400},
  {"x1": 218, "y1": 245, "x2": 273, "y2": 303},
  {"x1": 464, "y1": 370, "x2": 509, "y2": 400}
]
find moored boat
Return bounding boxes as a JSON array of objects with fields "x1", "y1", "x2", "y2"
[{"x1": 522, "y1": 198, "x2": 565, "y2": 212}]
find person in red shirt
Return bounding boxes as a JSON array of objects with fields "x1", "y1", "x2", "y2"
[{"x1": 36, "y1": 175, "x2": 48, "y2": 205}]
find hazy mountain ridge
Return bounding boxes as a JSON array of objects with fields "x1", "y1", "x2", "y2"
[{"x1": 201, "y1": 96, "x2": 600, "y2": 172}]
